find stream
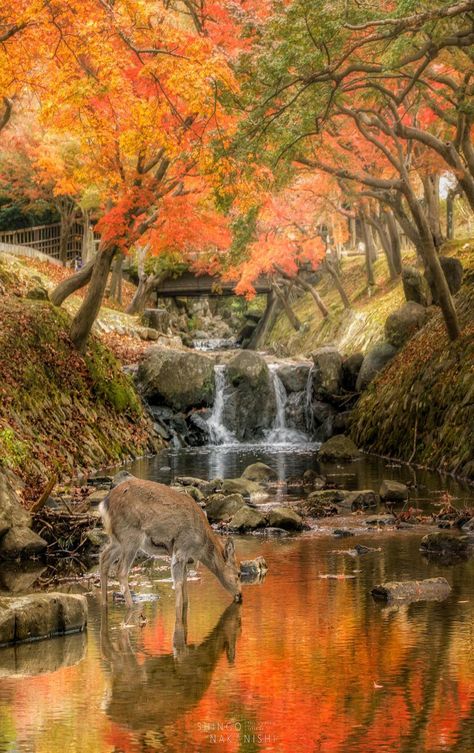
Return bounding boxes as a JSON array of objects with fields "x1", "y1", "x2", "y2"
[{"x1": 1, "y1": 441, "x2": 474, "y2": 752}]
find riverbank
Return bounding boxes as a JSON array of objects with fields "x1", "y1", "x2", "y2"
[{"x1": 0, "y1": 255, "x2": 161, "y2": 503}]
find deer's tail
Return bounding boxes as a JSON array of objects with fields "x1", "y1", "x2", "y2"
[{"x1": 99, "y1": 495, "x2": 113, "y2": 536}]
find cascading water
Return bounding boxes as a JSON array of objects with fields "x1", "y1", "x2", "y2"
[
  {"x1": 305, "y1": 365, "x2": 315, "y2": 435},
  {"x1": 265, "y1": 365, "x2": 310, "y2": 445},
  {"x1": 206, "y1": 364, "x2": 237, "y2": 445}
]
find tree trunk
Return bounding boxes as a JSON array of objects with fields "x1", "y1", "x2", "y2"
[
  {"x1": 384, "y1": 210, "x2": 403, "y2": 275},
  {"x1": 369, "y1": 214, "x2": 398, "y2": 281},
  {"x1": 360, "y1": 215, "x2": 376, "y2": 289},
  {"x1": 109, "y1": 251, "x2": 123, "y2": 304},
  {"x1": 422, "y1": 174, "x2": 444, "y2": 249},
  {"x1": 126, "y1": 271, "x2": 166, "y2": 315},
  {"x1": 247, "y1": 290, "x2": 280, "y2": 349},
  {"x1": 272, "y1": 282, "x2": 301, "y2": 331},
  {"x1": 69, "y1": 246, "x2": 117, "y2": 351},
  {"x1": 274, "y1": 263, "x2": 330, "y2": 318},
  {"x1": 59, "y1": 210, "x2": 74, "y2": 265},
  {"x1": 49, "y1": 257, "x2": 96, "y2": 306},
  {"x1": 404, "y1": 187, "x2": 460, "y2": 341},
  {"x1": 325, "y1": 259, "x2": 351, "y2": 309},
  {"x1": 349, "y1": 216, "x2": 356, "y2": 249}
]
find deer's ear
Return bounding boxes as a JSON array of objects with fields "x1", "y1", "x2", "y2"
[{"x1": 224, "y1": 538, "x2": 235, "y2": 561}]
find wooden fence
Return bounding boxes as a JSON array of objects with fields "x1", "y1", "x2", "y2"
[{"x1": 0, "y1": 222, "x2": 85, "y2": 262}]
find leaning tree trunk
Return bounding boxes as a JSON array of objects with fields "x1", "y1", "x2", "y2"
[
  {"x1": 422, "y1": 174, "x2": 444, "y2": 250},
  {"x1": 49, "y1": 258, "x2": 96, "y2": 306},
  {"x1": 369, "y1": 215, "x2": 398, "y2": 281},
  {"x1": 274, "y1": 264, "x2": 330, "y2": 318},
  {"x1": 272, "y1": 282, "x2": 301, "y2": 331},
  {"x1": 405, "y1": 189, "x2": 460, "y2": 341},
  {"x1": 126, "y1": 271, "x2": 166, "y2": 315},
  {"x1": 69, "y1": 246, "x2": 117, "y2": 351},
  {"x1": 248, "y1": 290, "x2": 280, "y2": 349},
  {"x1": 325, "y1": 259, "x2": 351, "y2": 309},
  {"x1": 360, "y1": 215, "x2": 376, "y2": 289}
]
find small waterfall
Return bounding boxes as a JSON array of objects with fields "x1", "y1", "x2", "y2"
[
  {"x1": 206, "y1": 365, "x2": 237, "y2": 445},
  {"x1": 265, "y1": 365, "x2": 309, "y2": 445},
  {"x1": 193, "y1": 337, "x2": 238, "y2": 351}
]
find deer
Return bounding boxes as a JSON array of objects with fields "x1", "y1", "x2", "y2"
[{"x1": 99, "y1": 477, "x2": 242, "y2": 615}]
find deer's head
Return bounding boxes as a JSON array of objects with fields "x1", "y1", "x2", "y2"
[{"x1": 221, "y1": 538, "x2": 242, "y2": 602}]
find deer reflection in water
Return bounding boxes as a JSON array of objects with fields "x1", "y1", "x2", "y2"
[{"x1": 100, "y1": 602, "x2": 241, "y2": 734}]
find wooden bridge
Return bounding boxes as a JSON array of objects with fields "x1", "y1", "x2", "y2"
[{"x1": 154, "y1": 270, "x2": 272, "y2": 297}]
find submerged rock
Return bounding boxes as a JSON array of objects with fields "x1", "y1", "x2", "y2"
[
  {"x1": 319, "y1": 435, "x2": 361, "y2": 462},
  {"x1": 420, "y1": 532, "x2": 471, "y2": 558},
  {"x1": 240, "y1": 556, "x2": 268, "y2": 576},
  {"x1": 344, "y1": 490, "x2": 379, "y2": 511},
  {"x1": 371, "y1": 577, "x2": 451, "y2": 603},
  {"x1": 379, "y1": 480, "x2": 409, "y2": 503},
  {"x1": 228, "y1": 507, "x2": 267, "y2": 531},
  {"x1": 222, "y1": 478, "x2": 264, "y2": 498},
  {"x1": 267, "y1": 506, "x2": 304, "y2": 531},
  {"x1": 241, "y1": 462, "x2": 277, "y2": 483}
]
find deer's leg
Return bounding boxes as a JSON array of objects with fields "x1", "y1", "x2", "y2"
[
  {"x1": 100, "y1": 540, "x2": 121, "y2": 607},
  {"x1": 171, "y1": 553, "x2": 187, "y2": 620},
  {"x1": 117, "y1": 545, "x2": 139, "y2": 610}
]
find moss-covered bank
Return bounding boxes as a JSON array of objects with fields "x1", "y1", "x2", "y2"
[
  {"x1": 351, "y1": 267, "x2": 474, "y2": 479},
  {"x1": 0, "y1": 285, "x2": 158, "y2": 500}
]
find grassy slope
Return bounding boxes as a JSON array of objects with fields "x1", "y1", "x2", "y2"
[
  {"x1": 265, "y1": 240, "x2": 474, "y2": 358},
  {"x1": 0, "y1": 257, "x2": 157, "y2": 500}
]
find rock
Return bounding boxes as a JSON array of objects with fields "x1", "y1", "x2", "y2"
[
  {"x1": 332, "y1": 411, "x2": 353, "y2": 434},
  {"x1": 138, "y1": 327, "x2": 159, "y2": 341},
  {"x1": 142, "y1": 308, "x2": 170, "y2": 332},
  {"x1": 0, "y1": 562, "x2": 47, "y2": 593},
  {"x1": 379, "y1": 480, "x2": 408, "y2": 502},
  {"x1": 221, "y1": 478, "x2": 264, "y2": 498},
  {"x1": 175, "y1": 476, "x2": 208, "y2": 488},
  {"x1": 402, "y1": 265, "x2": 432, "y2": 307},
  {"x1": 138, "y1": 348, "x2": 215, "y2": 411},
  {"x1": 277, "y1": 364, "x2": 311, "y2": 393},
  {"x1": 186, "y1": 412, "x2": 211, "y2": 446},
  {"x1": 241, "y1": 462, "x2": 277, "y2": 483},
  {"x1": 385, "y1": 302, "x2": 428, "y2": 349},
  {"x1": 85, "y1": 528, "x2": 108, "y2": 548},
  {"x1": 356, "y1": 342, "x2": 398, "y2": 391},
  {"x1": 0, "y1": 593, "x2": 87, "y2": 646},
  {"x1": 365, "y1": 514, "x2": 396, "y2": 526},
  {"x1": 461, "y1": 518, "x2": 474, "y2": 534},
  {"x1": 26, "y1": 285, "x2": 49, "y2": 301},
  {"x1": 205, "y1": 494, "x2": 245, "y2": 523},
  {"x1": 371, "y1": 577, "x2": 451, "y2": 603},
  {"x1": 87, "y1": 488, "x2": 110, "y2": 506},
  {"x1": 0, "y1": 472, "x2": 31, "y2": 531},
  {"x1": 311, "y1": 347, "x2": 343, "y2": 396},
  {"x1": 341, "y1": 353, "x2": 364, "y2": 392},
  {"x1": 284, "y1": 391, "x2": 308, "y2": 432},
  {"x1": 319, "y1": 435, "x2": 361, "y2": 462},
  {"x1": 87, "y1": 476, "x2": 113, "y2": 488},
  {"x1": 344, "y1": 490, "x2": 379, "y2": 511},
  {"x1": 333, "y1": 529, "x2": 354, "y2": 538},
  {"x1": 420, "y1": 532, "x2": 470, "y2": 557},
  {"x1": 0, "y1": 528, "x2": 47, "y2": 559},
  {"x1": 183, "y1": 486, "x2": 205, "y2": 504},
  {"x1": 267, "y1": 506, "x2": 304, "y2": 530},
  {"x1": 228, "y1": 507, "x2": 267, "y2": 531},
  {"x1": 308, "y1": 400, "x2": 337, "y2": 441},
  {"x1": 425, "y1": 256, "x2": 463, "y2": 303},
  {"x1": 222, "y1": 351, "x2": 276, "y2": 441},
  {"x1": 307, "y1": 489, "x2": 348, "y2": 504}
]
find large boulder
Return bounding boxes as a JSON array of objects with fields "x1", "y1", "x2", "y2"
[
  {"x1": 221, "y1": 478, "x2": 264, "y2": 498},
  {"x1": 319, "y1": 434, "x2": 361, "y2": 462},
  {"x1": 310, "y1": 347, "x2": 343, "y2": 397},
  {"x1": 0, "y1": 528, "x2": 47, "y2": 559},
  {"x1": 277, "y1": 364, "x2": 311, "y2": 393},
  {"x1": 205, "y1": 494, "x2": 246, "y2": 523},
  {"x1": 402, "y1": 266, "x2": 432, "y2": 307},
  {"x1": 425, "y1": 256, "x2": 463, "y2": 303},
  {"x1": 308, "y1": 400, "x2": 337, "y2": 441},
  {"x1": 420, "y1": 532, "x2": 470, "y2": 558},
  {"x1": 137, "y1": 348, "x2": 215, "y2": 410},
  {"x1": 385, "y1": 302, "x2": 428, "y2": 349},
  {"x1": 142, "y1": 308, "x2": 170, "y2": 332},
  {"x1": 221, "y1": 351, "x2": 276, "y2": 441},
  {"x1": 379, "y1": 479, "x2": 408, "y2": 503},
  {"x1": 285, "y1": 391, "x2": 308, "y2": 433},
  {"x1": 356, "y1": 342, "x2": 397, "y2": 391},
  {"x1": 0, "y1": 472, "x2": 47, "y2": 560}
]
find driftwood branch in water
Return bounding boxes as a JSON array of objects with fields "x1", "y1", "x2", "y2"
[{"x1": 30, "y1": 475, "x2": 57, "y2": 513}]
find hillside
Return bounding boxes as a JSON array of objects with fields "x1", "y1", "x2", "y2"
[{"x1": 0, "y1": 255, "x2": 160, "y2": 501}]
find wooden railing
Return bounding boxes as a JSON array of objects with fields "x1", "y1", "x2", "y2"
[{"x1": 0, "y1": 222, "x2": 85, "y2": 262}]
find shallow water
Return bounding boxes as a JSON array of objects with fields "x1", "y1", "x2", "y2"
[{"x1": 1, "y1": 448, "x2": 474, "y2": 753}]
